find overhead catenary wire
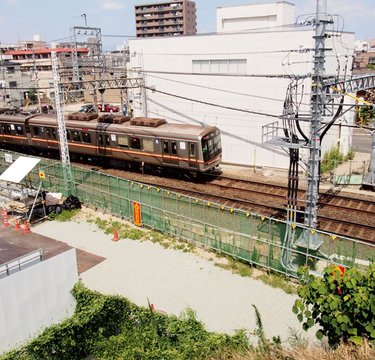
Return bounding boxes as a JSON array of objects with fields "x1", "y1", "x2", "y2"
[
  {"x1": 143, "y1": 85, "x2": 373, "y2": 130},
  {"x1": 140, "y1": 69, "x2": 310, "y2": 79}
]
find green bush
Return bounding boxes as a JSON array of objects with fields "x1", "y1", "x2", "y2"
[
  {"x1": 1, "y1": 283, "x2": 249, "y2": 360},
  {"x1": 293, "y1": 265, "x2": 375, "y2": 347},
  {"x1": 320, "y1": 146, "x2": 344, "y2": 174}
]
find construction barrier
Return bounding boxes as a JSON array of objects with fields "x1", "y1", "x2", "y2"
[{"x1": 0, "y1": 149, "x2": 373, "y2": 278}]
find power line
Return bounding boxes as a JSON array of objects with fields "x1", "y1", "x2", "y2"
[
  {"x1": 141, "y1": 69, "x2": 310, "y2": 79},
  {"x1": 134, "y1": 48, "x2": 316, "y2": 56},
  {"x1": 145, "y1": 73, "x2": 286, "y2": 103},
  {"x1": 144, "y1": 85, "x2": 373, "y2": 131}
]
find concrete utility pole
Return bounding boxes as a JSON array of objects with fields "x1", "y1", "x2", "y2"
[
  {"x1": 0, "y1": 42, "x2": 6, "y2": 108},
  {"x1": 32, "y1": 50, "x2": 42, "y2": 113},
  {"x1": 296, "y1": 0, "x2": 328, "y2": 249},
  {"x1": 51, "y1": 45, "x2": 73, "y2": 195}
]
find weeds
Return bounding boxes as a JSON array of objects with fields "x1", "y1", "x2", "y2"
[
  {"x1": 256, "y1": 273, "x2": 296, "y2": 294},
  {"x1": 48, "y1": 209, "x2": 80, "y2": 222},
  {"x1": 84, "y1": 214, "x2": 195, "y2": 253}
]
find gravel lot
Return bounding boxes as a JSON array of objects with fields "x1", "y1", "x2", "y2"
[{"x1": 33, "y1": 215, "x2": 318, "y2": 344}]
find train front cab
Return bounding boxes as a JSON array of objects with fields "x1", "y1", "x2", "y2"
[{"x1": 200, "y1": 128, "x2": 222, "y2": 172}]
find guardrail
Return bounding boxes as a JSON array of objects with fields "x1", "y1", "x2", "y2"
[{"x1": 0, "y1": 249, "x2": 44, "y2": 279}]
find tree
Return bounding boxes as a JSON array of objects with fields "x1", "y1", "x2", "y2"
[
  {"x1": 293, "y1": 264, "x2": 375, "y2": 347},
  {"x1": 27, "y1": 88, "x2": 37, "y2": 102}
]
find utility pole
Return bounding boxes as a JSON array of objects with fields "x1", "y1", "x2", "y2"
[
  {"x1": 51, "y1": 44, "x2": 73, "y2": 195},
  {"x1": 296, "y1": 0, "x2": 328, "y2": 249},
  {"x1": 0, "y1": 42, "x2": 6, "y2": 108},
  {"x1": 32, "y1": 50, "x2": 42, "y2": 113}
]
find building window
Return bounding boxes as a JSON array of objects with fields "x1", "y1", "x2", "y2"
[
  {"x1": 192, "y1": 59, "x2": 247, "y2": 74},
  {"x1": 9, "y1": 81, "x2": 17, "y2": 88}
]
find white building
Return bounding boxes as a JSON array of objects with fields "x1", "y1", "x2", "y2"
[
  {"x1": 354, "y1": 40, "x2": 370, "y2": 53},
  {"x1": 128, "y1": 2, "x2": 355, "y2": 169},
  {"x1": 217, "y1": 1, "x2": 294, "y2": 33}
]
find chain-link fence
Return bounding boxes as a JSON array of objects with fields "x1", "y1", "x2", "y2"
[{"x1": 0, "y1": 150, "x2": 373, "y2": 278}]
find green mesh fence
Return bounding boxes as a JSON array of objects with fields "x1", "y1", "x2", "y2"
[{"x1": 0, "y1": 150, "x2": 373, "y2": 278}]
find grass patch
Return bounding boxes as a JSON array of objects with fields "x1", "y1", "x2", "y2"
[
  {"x1": 48, "y1": 209, "x2": 80, "y2": 222},
  {"x1": 214, "y1": 256, "x2": 253, "y2": 278},
  {"x1": 256, "y1": 273, "x2": 296, "y2": 294},
  {"x1": 84, "y1": 214, "x2": 195, "y2": 253}
]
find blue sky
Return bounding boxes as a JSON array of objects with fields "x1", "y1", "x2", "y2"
[{"x1": 0, "y1": 0, "x2": 374, "y2": 50}]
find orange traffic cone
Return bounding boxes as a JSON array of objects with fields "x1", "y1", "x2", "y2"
[
  {"x1": 112, "y1": 229, "x2": 119, "y2": 242},
  {"x1": 2, "y1": 209, "x2": 9, "y2": 228},
  {"x1": 15, "y1": 219, "x2": 20, "y2": 230},
  {"x1": 23, "y1": 220, "x2": 30, "y2": 234}
]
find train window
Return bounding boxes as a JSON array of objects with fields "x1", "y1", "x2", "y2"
[
  {"x1": 130, "y1": 137, "x2": 141, "y2": 150},
  {"x1": 15, "y1": 125, "x2": 24, "y2": 135},
  {"x1": 118, "y1": 135, "x2": 129, "y2": 148},
  {"x1": 32, "y1": 127, "x2": 39, "y2": 137},
  {"x1": 71, "y1": 131, "x2": 81, "y2": 142},
  {"x1": 105, "y1": 135, "x2": 110, "y2": 146},
  {"x1": 2, "y1": 124, "x2": 11, "y2": 134},
  {"x1": 98, "y1": 134, "x2": 104, "y2": 146},
  {"x1": 46, "y1": 127, "x2": 56, "y2": 139},
  {"x1": 171, "y1": 141, "x2": 177, "y2": 155},
  {"x1": 189, "y1": 143, "x2": 196, "y2": 157},
  {"x1": 143, "y1": 138, "x2": 154, "y2": 152},
  {"x1": 163, "y1": 141, "x2": 169, "y2": 154},
  {"x1": 66, "y1": 130, "x2": 71, "y2": 141},
  {"x1": 82, "y1": 132, "x2": 91, "y2": 143}
]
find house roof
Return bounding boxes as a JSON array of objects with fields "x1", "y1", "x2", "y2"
[{"x1": 5, "y1": 47, "x2": 89, "y2": 56}]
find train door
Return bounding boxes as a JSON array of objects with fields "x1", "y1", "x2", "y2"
[
  {"x1": 97, "y1": 132, "x2": 112, "y2": 157},
  {"x1": 188, "y1": 142, "x2": 198, "y2": 169},
  {"x1": 25, "y1": 119, "x2": 33, "y2": 146},
  {"x1": 162, "y1": 140, "x2": 179, "y2": 167},
  {"x1": 45, "y1": 127, "x2": 58, "y2": 149}
]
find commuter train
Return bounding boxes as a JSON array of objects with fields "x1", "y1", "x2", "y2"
[{"x1": 0, "y1": 112, "x2": 222, "y2": 174}]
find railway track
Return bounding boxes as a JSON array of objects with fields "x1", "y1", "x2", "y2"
[{"x1": 98, "y1": 167, "x2": 375, "y2": 243}]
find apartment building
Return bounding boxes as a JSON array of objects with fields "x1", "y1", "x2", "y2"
[{"x1": 135, "y1": 0, "x2": 196, "y2": 37}]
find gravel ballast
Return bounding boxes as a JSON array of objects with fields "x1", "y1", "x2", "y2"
[{"x1": 33, "y1": 218, "x2": 317, "y2": 344}]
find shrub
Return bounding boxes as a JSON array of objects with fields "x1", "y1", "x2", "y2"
[
  {"x1": 320, "y1": 146, "x2": 344, "y2": 174},
  {"x1": 293, "y1": 265, "x2": 375, "y2": 347}
]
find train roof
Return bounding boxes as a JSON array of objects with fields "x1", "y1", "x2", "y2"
[{"x1": 1, "y1": 114, "x2": 218, "y2": 139}]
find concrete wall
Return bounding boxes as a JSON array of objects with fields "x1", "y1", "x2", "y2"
[
  {"x1": 217, "y1": 2, "x2": 295, "y2": 33},
  {"x1": 0, "y1": 249, "x2": 78, "y2": 355},
  {"x1": 128, "y1": 28, "x2": 355, "y2": 169}
]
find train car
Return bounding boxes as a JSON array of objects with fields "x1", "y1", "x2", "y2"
[{"x1": 0, "y1": 113, "x2": 222, "y2": 174}]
